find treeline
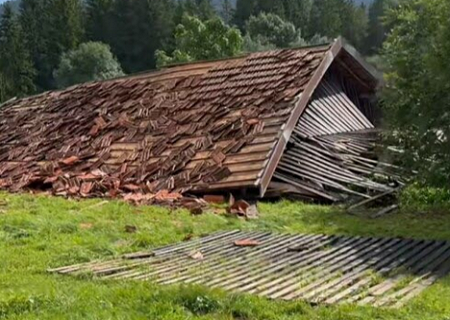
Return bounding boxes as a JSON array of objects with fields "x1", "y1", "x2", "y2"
[{"x1": 0, "y1": 0, "x2": 393, "y2": 103}]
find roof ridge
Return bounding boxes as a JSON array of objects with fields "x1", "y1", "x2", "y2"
[{"x1": 162, "y1": 41, "x2": 332, "y2": 69}]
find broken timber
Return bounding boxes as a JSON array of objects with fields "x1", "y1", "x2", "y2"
[
  {"x1": 49, "y1": 231, "x2": 450, "y2": 308},
  {"x1": 0, "y1": 37, "x2": 399, "y2": 204}
]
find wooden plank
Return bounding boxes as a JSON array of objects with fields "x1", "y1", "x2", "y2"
[{"x1": 50, "y1": 231, "x2": 450, "y2": 308}]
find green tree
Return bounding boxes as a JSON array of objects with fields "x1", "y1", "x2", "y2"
[
  {"x1": 283, "y1": 0, "x2": 312, "y2": 32},
  {"x1": 245, "y1": 12, "x2": 305, "y2": 49},
  {"x1": 243, "y1": 34, "x2": 276, "y2": 53},
  {"x1": 175, "y1": 0, "x2": 216, "y2": 23},
  {"x1": 19, "y1": 0, "x2": 50, "y2": 90},
  {"x1": 234, "y1": 0, "x2": 312, "y2": 31},
  {"x1": 383, "y1": 0, "x2": 450, "y2": 186},
  {"x1": 19, "y1": 0, "x2": 84, "y2": 90},
  {"x1": 54, "y1": 42, "x2": 124, "y2": 88},
  {"x1": 309, "y1": 0, "x2": 342, "y2": 38},
  {"x1": 156, "y1": 14, "x2": 243, "y2": 67},
  {"x1": 85, "y1": 0, "x2": 115, "y2": 43},
  {"x1": 221, "y1": 0, "x2": 234, "y2": 24},
  {"x1": 341, "y1": 1, "x2": 368, "y2": 50},
  {"x1": 47, "y1": 0, "x2": 84, "y2": 87},
  {"x1": 234, "y1": 0, "x2": 257, "y2": 28},
  {"x1": 110, "y1": 0, "x2": 175, "y2": 73},
  {"x1": 255, "y1": 0, "x2": 285, "y2": 17},
  {"x1": 0, "y1": 3, "x2": 35, "y2": 102},
  {"x1": 366, "y1": 0, "x2": 396, "y2": 54}
]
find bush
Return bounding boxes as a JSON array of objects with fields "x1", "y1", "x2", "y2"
[
  {"x1": 176, "y1": 286, "x2": 222, "y2": 315},
  {"x1": 54, "y1": 42, "x2": 124, "y2": 88},
  {"x1": 400, "y1": 184, "x2": 450, "y2": 212}
]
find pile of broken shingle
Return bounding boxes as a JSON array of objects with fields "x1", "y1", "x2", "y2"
[{"x1": 0, "y1": 45, "x2": 329, "y2": 207}]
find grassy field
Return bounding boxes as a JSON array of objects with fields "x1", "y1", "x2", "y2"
[{"x1": 1, "y1": 192, "x2": 450, "y2": 319}]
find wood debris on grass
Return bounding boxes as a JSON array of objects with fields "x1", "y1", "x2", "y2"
[
  {"x1": 188, "y1": 250, "x2": 204, "y2": 260},
  {"x1": 227, "y1": 194, "x2": 260, "y2": 219},
  {"x1": 234, "y1": 239, "x2": 260, "y2": 247},
  {"x1": 347, "y1": 188, "x2": 402, "y2": 218}
]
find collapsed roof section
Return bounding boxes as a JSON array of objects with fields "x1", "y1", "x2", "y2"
[
  {"x1": 270, "y1": 73, "x2": 397, "y2": 202},
  {"x1": 0, "y1": 38, "x2": 387, "y2": 202}
]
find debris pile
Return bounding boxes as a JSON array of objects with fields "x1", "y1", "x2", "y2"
[
  {"x1": 0, "y1": 40, "x2": 397, "y2": 208},
  {"x1": 0, "y1": 45, "x2": 329, "y2": 204},
  {"x1": 272, "y1": 76, "x2": 404, "y2": 205}
]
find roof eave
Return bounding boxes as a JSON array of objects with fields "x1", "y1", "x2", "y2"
[{"x1": 340, "y1": 39, "x2": 384, "y2": 87}]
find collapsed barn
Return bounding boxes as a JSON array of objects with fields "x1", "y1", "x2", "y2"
[{"x1": 0, "y1": 38, "x2": 397, "y2": 203}]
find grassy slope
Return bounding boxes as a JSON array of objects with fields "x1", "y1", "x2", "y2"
[{"x1": 1, "y1": 192, "x2": 450, "y2": 319}]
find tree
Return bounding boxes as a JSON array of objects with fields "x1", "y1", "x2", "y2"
[
  {"x1": 0, "y1": 3, "x2": 35, "y2": 102},
  {"x1": 234, "y1": 0, "x2": 312, "y2": 32},
  {"x1": 221, "y1": 0, "x2": 234, "y2": 24},
  {"x1": 366, "y1": 0, "x2": 396, "y2": 54},
  {"x1": 340, "y1": 1, "x2": 368, "y2": 51},
  {"x1": 85, "y1": 0, "x2": 115, "y2": 43},
  {"x1": 382, "y1": 0, "x2": 450, "y2": 186},
  {"x1": 156, "y1": 15, "x2": 243, "y2": 67},
  {"x1": 243, "y1": 34, "x2": 276, "y2": 53},
  {"x1": 234, "y1": 0, "x2": 257, "y2": 28},
  {"x1": 245, "y1": 12, "x2": 305, "y2": 49},
  {"x1": 175, "y1": 0, "x2": 216, "y2": 23},
  {"x1": 255, "y1": 0, "x2": 285, "y2": 17},
  {"x1": 309, "y1": 0, "x2": 342, "y2": 39},
  {"x1": 19, "y1": 0, "x2": 84, "y2": 90},
  {"x1": 19, "y1": 0, "x2": 48, "y2": 90},
  {"x1": 283, "y1": 0, "x2": 313, "y2": 32},
  {"x1": 54, "y1": 42, "x2": 124, "y2": 88},
  {"x1": 46, "y1": 0, "x2": 84, "y2": 87},
  {"x1": 109, "y1": 0, "x2": 176, "y2": 73}
]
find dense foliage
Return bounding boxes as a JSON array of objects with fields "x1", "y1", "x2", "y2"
[
  {"x1": 10, "y1": 0, "x2": 449, "y2": 189},
  {"x1": 156, "y1": 14, "x2": 243, "y2": 67},
  {"x1": 0, "y1": 3, "x2": 35, "y2": 102},
  {"x1": 54, "y1": 42, "x2": 124, "y2": 88},
  {"x1": 245, "y1": 12, "x2": 305, "y2": 49},
  {"x1": 382, "y1": 0, "x2": 450, "y2": 186},
  {"x1": 0, "y1": 0, "x2": 391, "y2": 103}
]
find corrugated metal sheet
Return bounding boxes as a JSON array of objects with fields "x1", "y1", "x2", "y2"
[{"x1": 49, "y1": 231, "x2": 450, "y2": 308}]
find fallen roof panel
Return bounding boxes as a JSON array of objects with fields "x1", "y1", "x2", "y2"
[{"x1": 49, "y1": 231, "x2": 450, "y2": 308}]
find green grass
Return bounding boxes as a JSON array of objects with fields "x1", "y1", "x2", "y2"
[{"x1": 1, "y1": 192, "x2": 450, "y2": 319}]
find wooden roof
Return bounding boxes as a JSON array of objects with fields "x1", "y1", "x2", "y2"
[{"x1": 0, "y1": 38, "x2": 379, "y2": 198}]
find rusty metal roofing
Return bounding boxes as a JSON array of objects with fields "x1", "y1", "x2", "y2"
[{"x1": 49, "y1": 231, "x2": 450, "y2": 308}]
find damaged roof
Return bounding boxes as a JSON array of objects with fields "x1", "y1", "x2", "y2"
[{"x1": 0, "y1": 38, "x2": 380, "y2": 198}]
